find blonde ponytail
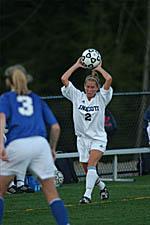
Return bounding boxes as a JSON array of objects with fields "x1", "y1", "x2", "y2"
[{"x1": 12, "y1": 69, "x2": 29, "y2": 95}]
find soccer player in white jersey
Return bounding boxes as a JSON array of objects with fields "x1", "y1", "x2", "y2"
[
  {"x1": 61, "y1": 58, "x2": 113, "y2": 204},
  {"x1": 0, "y1": 68, "x2": 71, "y2": 225}
]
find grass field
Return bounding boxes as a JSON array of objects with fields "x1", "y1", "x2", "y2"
[{"x1": 3, "y1": 175, "x2": 150, "y2": 225}]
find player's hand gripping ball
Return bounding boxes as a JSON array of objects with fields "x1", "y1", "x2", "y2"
[{"x1": 80, "y1": 48, "x2": 102, "y2": 69}]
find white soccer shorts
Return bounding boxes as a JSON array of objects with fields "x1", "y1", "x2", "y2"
[
  {"x1": 0, "y1": 136, "x2": 55, "y2": 180},
  {"x1": 77, "y1": 136, "x2": 107, "y2": 163}
]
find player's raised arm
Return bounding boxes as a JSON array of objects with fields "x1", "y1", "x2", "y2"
[
  {"x1": 94, "y1": 64, "x2": 112, "y2": 90},
  {"x1": 61, "y1": 58, "x2": 84, "y2": 87}
]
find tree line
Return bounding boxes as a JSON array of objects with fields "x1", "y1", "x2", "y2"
[{"x1": 0, "y1": 0, "x2": 149, "y2": 95}]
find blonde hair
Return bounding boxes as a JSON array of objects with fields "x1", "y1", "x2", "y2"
[
  {"x1": 84, "y1": 71, "x2": 100, "y2": 89},
  {"x1": 5, "y1": 64, "x2": 33, "y2": 83},
  {"x1": 11, "y1": 69, "x2": 29, "y2": 95}
]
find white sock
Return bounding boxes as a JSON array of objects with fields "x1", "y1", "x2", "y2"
[
  {"x1": 9, "y1": 181, "x2": 15, "y2": 187},
  {"x1": 96, "y1": 177, "x2": 105, "y2": 190},
  {"x1": 16, "y1": 179, "x2": 24, "y2": 188},
  {"x1": 17, "y1": 181, "x2": 24, "y2": 188},
  {"x1": 84, "y1": 166, "x2": 99, "y2": 200}
]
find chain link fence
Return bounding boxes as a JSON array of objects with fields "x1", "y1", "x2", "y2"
[{"x1": 43, "y1": 92, "x2": 150, "y2": 180}]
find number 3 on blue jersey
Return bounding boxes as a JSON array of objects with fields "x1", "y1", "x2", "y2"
[{"x1": 17, "y1": 96, "x2": 34, "y2": 116}]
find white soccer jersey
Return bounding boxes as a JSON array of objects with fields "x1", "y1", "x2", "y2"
[{"x1": 61, "y1": 81, "x2": 113, "y2": 142}]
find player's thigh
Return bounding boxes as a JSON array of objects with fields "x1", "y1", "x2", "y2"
[
  {"x1": 88, "y1": 140, "x2": 107, "y2": 166},
  {"x1": 88, "y1": 150, "x2": 103, "y2": 166}
]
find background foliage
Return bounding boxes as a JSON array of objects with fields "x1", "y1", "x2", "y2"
[{"x1": 0, "y1": 0, "x2": 149, "y2": 95}]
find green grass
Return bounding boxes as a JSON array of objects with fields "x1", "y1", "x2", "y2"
[{"x1": 3, "y1": 175, "x2": 150, "y2": 225}]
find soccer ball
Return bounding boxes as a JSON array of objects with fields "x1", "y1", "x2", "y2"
[
  {"x1": 55, "y1": 170, "x2": 64, "y2": 187},
  {"x1": 80, "y1": 48, "x2": 101, "y2": 69}
]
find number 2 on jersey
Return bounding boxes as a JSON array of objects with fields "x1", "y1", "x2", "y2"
[{"x1": 85, "y1": 113, "x2": 91, "y2": 121}]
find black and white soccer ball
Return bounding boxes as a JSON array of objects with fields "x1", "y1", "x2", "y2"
[
  {"x1": 55, "y1": 170, "x2": 64, "y2": 187},
  {"x1": 80, "y1": 48, "x2": 101, "y2": 69}
]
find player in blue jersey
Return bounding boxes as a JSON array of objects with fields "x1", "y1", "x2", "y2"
[
  {"x1": 0, "y1": 67, "x2": 71, "y2": 225},
  {"x1": 4, "y1": 65, "x2": 36, "y2": 193}
]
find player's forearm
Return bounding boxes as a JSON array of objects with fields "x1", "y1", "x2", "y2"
[
  {"x1": 96, "y1": 66, "x2": 112, "y2": 90},
  {"x1": 49, "y1": 124, "x2": 61, "y2": 151},
  {"x1": 0, "y1": 113, "x2": 6, "y2": 154},
  {"x1": 61, "y1": 64, "x2": 79, "y2": 86},
  {"x1": 0, "y1": 113, "x2": 6, "y2": 144},
  {"x1": 96, "y1": 66, "x2": 112, "y2": 81}
]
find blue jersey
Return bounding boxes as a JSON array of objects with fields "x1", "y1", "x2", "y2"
[{"x1": 0, "y1": 91, "x2": 58, "y2": 146}]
